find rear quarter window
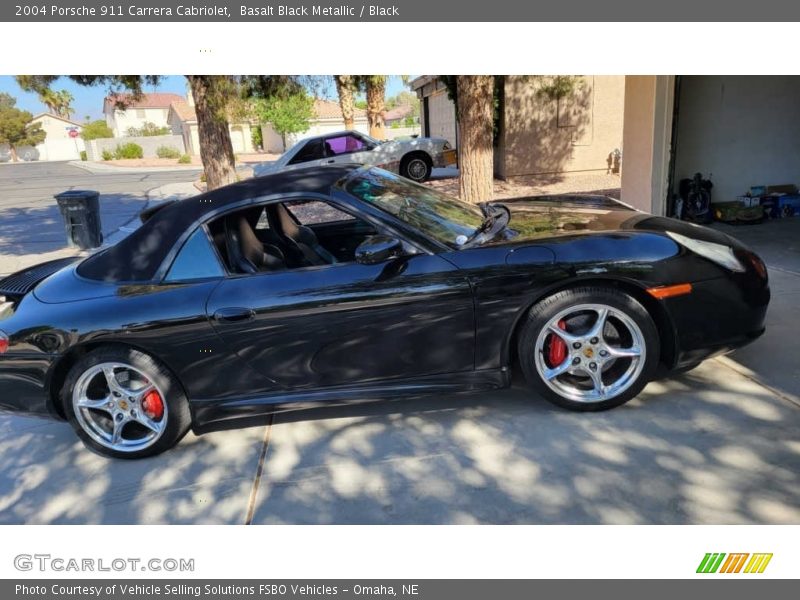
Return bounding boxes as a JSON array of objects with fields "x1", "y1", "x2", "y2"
[{"x1": 165, "y1": 228, "x2": 225, "y2": 281}]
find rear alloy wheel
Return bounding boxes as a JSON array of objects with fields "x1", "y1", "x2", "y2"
[
  {"x1": 519, "y1": 287, "x2": 660, "y2": 411},
  {"x1": 63, "y1": 346, "x2": 190, "y2": 458},
  {"x1": 401, "y1": 154, "x2": 432, "y2": 182}
]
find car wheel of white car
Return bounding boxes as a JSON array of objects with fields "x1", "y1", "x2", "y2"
[{"x1": 401, "y1": 154, "x2": 432, "y2": 182}]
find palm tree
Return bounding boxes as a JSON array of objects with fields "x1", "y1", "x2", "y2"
[
  {"x1": 362, "y1": 76, "x2": 387, "y2": 139},
  {"x1": 37, "y1": 89, "x2": 74, "y2": 118},
  {"x1": 456, "y1": 76, "x2": 494, "y2": 204},
  {"x1": 334, "y1": 75, "x2": 357, "y2": 130},
  {"x1": 54, "y1": 90, "x2": 74, "y2": 119},
  {"x1": 37, "y1": 88, "x2": 59, "y2": 115}
]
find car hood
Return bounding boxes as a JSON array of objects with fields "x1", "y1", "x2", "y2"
[
  {"x1": 485, "y1": 196, "x2": 736, "y2": 247},
  {"x1": 484, "y1": 197, "x2": 644, "y2": 245}
]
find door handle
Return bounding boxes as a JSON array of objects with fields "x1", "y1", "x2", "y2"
[
  {"x1": 326, "y1": 159, "x2": 335, "y2": 164},
  {"x1": 213, "y1": 307, "x2": 255, "y2": 323}
]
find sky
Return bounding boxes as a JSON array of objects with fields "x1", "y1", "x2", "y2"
[{"x1": 0, "y1": 75, "x2": 412, "y2": 122}]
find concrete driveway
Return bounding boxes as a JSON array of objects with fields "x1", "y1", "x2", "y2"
[{"x1": 0, "y1": 198, "x2": 798, "y2": 523}]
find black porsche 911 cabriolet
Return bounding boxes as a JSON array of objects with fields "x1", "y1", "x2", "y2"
[{"x1": 0, "y1": 165, "x2": 769, "y2": 458}]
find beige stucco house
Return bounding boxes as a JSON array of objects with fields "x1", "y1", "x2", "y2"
[
  {"x1": 33, "y1": 113, "x2": 85, "y2": 161},
  {"x1": 411, "y1": 75, "x2": 625, "y2": 180},
  {"x1": 167, "y1": 94, "x2": 257, "y2": 156},
  {"x1": 104, "y1": 93, "x2": 183, "y2": 138}
]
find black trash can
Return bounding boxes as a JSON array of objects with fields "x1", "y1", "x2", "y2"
[{"x1": 54, "y1": 190, "x2": 103, "y2": 249}]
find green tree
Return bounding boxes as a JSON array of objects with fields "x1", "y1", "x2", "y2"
[
  {"x1": 0, "y1": 93, "x2": 16, "y2": 110},
  {"x1": 81, "y1": 119, "x2": 114, "y2": 141},
  {"x1": 252, "y1": 91, "x2": 314, "y2": 149},
  {"x1": 0, "y1": 102, "x2": 46, "y2": 162}
]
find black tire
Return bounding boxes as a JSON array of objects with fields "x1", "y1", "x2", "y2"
[
  {"x1": 518, "y1": 286, "x2": 660, "y2": 412},
  {"x1": 62, "y1": 345, "x2": 191, "y2": 459},
  {"x1": 400, "y1": 153, "x2": 432, "y2": 182}
]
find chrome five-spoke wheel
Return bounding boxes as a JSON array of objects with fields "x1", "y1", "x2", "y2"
[
  {"x1": 519, "y1": 286, "x2": 659, "y2": 411},
  {"x1": 534, "y1": 303, "x2": 646, "y2": 403},
  {"x1": 72, "y1": 362, "x2": 167, "y2": 453}
]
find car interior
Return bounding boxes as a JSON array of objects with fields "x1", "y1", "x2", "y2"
[{"x1": 208, "y1": 200, "x2": 379, "y2": 274}]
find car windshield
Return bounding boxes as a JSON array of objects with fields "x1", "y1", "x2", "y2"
[{"x1": 346, "y1": 169, "x2": 485, "y2": 247}]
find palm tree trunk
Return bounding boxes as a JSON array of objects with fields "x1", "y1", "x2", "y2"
[
  {"x1": 335, "y1": 76, "x2": 356, "y2": 130},
  {"x1": 187, "y1": 76, "x2": 237, "y2": 191},
  {"x1": 365, "y1": 77, "x2": 386, "y2": 139},
  {"x1": 9, "y1": 146, "x2": 18, "y2": 163},
  {"x1": 456, "y1": 76, "x2": 494, "y2": 204}
]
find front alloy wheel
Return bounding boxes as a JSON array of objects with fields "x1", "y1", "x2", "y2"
[{"x1": 519, "y1": 287, "x2": 659, "y2": 411}]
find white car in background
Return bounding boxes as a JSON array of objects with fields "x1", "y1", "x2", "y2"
[{"x1": 254, "y1": 130, "x2": 456, "y2": 182}]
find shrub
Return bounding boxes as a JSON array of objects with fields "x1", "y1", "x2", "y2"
[
  {"x1": 113, "y1": 143, "x2": 144, "y2": 160},
  {"x1": 199, "y1": 172, "x2": 207, "y2": 183},
  {"x1": 101, "y1": 149, "x2": 114, "y2": 161},
  {"x1": 79, "y1": 150, "x2": 87, "y2": 161},
  {"x1": 126, "y1": 122, "x2": 170, "y2": 137},
  {"x1": 81, "y1": 120, "x2": 113, "y2": 141},
  {"x1": 156, "y1": 146, "x2": 181, "y2": 159},
  {"x1": 178, "y1": 154, "x2": 191, "y2": 164}
]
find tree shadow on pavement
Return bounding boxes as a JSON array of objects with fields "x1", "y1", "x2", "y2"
[
  {"x1": 0, "y1": 193, "x2": 148, "y2": 257},
  {"x1": 248, "y1": 363, "x2": 800, "y2": 524}
]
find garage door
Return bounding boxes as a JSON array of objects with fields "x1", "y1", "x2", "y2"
[{"x1": 427, "y1": 91, "x2": 457, "y2": 147}]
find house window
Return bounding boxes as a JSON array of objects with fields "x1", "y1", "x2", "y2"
[{"x1": 136, "y1": 109, "x2": 146, "y2": 119}]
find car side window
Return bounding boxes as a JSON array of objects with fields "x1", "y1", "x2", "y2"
[
  {"x1": 288, "y1": 139, "x2": 324, "y2": 164},
  {"x1": 285, "y1": 200, "x2": 356, "y2": 225},
  {"x1": 207, "y1": 199, "x2": 378, "y2": 273},
  {"x1": 324, "y1": 135, "x2": 368, "y2": 156},
  {"x1": 165, "y1": 227, "x2": 225, "y2": 282}
]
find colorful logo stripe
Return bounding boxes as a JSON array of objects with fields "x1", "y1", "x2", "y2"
[{"x1": 697, "y1": 553, "x2": 773, "y2": 574}]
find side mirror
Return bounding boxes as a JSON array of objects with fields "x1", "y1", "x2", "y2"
[{"x1": 355, "y1": 235, "x2": 403, "y2": 265}]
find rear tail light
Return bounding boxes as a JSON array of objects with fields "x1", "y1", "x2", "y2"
[{"x1": 0, "y1": 331, "x2": 8, "y2": 355}]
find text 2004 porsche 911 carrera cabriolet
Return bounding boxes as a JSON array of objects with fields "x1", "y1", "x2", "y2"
[{"x1": 0, "y1": 165, "x2": 770, "y2": 458}]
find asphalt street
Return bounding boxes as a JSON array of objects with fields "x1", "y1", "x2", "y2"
[{"x1": 0, "y1": 161, "x2": 198, "y2": 274}]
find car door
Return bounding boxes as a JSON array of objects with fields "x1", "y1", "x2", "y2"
[{"x1": 205, "y1": 201, "x2": 475, "y2": 391}]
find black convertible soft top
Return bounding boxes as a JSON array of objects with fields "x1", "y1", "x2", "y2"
[{"x1": 77, "y1": 164, "x2": 360, "y2": 283}]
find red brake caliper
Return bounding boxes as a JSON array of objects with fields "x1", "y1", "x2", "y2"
[
  {"x1": 142, "y1": 390, "x2": 164, "y2": 420},
  {"x1": 546, "y1": 319, "x2": 568, "y2": 368}
]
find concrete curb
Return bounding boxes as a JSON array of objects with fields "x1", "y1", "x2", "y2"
[{"x1": 68, "y1": 160, "x2": 203, "y2": 175}]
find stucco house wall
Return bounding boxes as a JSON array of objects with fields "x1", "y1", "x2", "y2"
[
  {"x1": 106, "y1": 107, "x2": 170, "y2": 138},
  {"x1": 498, "y1": 75, "x2": 625, "y2": 178}
]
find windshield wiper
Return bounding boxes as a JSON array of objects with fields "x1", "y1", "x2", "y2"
[{"x1": 462, "y1": 202, "x2": 510, "y2": 246}]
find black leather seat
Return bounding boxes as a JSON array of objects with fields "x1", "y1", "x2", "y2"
[
  {"x1": 224, "y1": 210, "x2": 285, "y2": 274},
  {"x1": 267, "y1": 203, "x2": 337, "y2": 267}
]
